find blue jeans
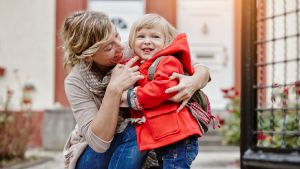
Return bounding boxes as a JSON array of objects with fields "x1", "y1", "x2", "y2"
[
  {"x1": 154, "y1": 135, "x2": 199, "y2": 169},
  {"x1": 76, "y1": 123, "x2": 148, "y2": 169}
]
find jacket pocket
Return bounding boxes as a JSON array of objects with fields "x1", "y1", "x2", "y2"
[{"x1": 144, "y1": 102, "x2": 180, "y2": 140}]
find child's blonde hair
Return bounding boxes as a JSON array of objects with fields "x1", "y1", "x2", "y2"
[
  {"x1": 128, "y1": 14, "x2": 179, "y2": 49},
  {"x1": 61, "y1": 11, "x2": 112, "y2": 72}
]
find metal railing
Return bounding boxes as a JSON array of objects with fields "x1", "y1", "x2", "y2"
[{"x1": 241, "y1": 0, "x2": 300, "y2": 168}]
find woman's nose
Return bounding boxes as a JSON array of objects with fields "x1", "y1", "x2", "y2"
[{"x1": 116, "y1": 41, "x2": 124, "y2": 51}]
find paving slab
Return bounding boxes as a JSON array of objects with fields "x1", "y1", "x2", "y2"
[
  {"x1": 24, "y1": 148, "x2": 64, "y2": 169},
  {"x1": 191, "y1": 152, "x2": 240, "y2": 169},
  {"x1": 24, "y1": 147, "x2": 240, "y2": 169}
]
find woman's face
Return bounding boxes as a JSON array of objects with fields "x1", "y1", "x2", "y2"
[{"x1": 92, "y1": 24, "x2": 125, "y2": 73}]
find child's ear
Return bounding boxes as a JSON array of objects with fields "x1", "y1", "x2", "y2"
[{"x1": 83, "y1": 56, "x2": 92, "y2": 62}]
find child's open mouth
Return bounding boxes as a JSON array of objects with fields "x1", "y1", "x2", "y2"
[{"x1": 142, "y1": 48, "x2": 153, "y2": 53}]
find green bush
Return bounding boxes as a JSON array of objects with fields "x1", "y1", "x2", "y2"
[
  {"x1": 219, "y1": 84, "x2": 300, "y2": 148},
  {"x1": 218, "y1": 87, "x2": 241, "y2": 146},
  {"x1": 0, "y1": 71, "x2": 35, "y2": 161}
]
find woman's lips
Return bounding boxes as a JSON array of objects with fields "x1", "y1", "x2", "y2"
[{"x1": 114, "y1": 52, "x2": 123, "y2": 59}]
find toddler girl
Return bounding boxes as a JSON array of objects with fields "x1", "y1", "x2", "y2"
[{"x1": 121, "y1": 14, "x2": 201, "y2": 169}]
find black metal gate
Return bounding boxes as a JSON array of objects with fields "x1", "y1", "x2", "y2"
[{"x1": 240, "y1": 0, "x2": 300, "y2": 168}]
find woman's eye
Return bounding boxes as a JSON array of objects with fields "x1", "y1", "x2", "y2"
[{"x1": 106, "y1": 45, "x2": 113, "y2": 51}]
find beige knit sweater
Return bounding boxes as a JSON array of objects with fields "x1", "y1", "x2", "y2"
[{"x1": 63, "y1": 48, "x2": 210, "y2": 169}]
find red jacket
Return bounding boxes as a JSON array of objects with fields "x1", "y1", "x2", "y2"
[{"x1": 126, "y1": 34, "x2": 202, "y2": 151}]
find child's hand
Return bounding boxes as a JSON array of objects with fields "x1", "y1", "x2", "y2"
[{"x1": 121, "y1": 90, "x2": 129, "y2": 102}]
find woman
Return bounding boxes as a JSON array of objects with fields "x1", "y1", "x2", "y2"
[{"x1": 61, "y1": 11, "x2": 210, "y2": 169}]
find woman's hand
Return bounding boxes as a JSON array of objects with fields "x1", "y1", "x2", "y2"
[
  {"x1": 166, "y1": 66, "x2": 210, "y2": 112},
  {"x1": 109, "y1": 56, "x2": 144, "y2": 92},
  {"x1": 166, "y1": 73, "x2": 198, "y2": 112}
]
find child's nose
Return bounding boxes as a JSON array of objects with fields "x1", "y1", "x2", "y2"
[{"x1": 144, "y1": 37, "x2": 151, "y2": 44}]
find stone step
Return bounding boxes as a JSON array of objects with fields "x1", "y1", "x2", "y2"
[
  {"x1": 198, "y1": 146, "x2": 240, "y2": 152},
  {"x1": 204, "y1": 128, "x2": 220, "y2": 136},
  {"x1": 198, "y1": 135, "x2": 224, "y2": 146}
]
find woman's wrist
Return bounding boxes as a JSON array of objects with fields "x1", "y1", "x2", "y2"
[
  {"x1": 107, "y1": 83, "x2": 123, "y2": 96},
  {"x1": 192, "y1": 65, "x2": 210, "y2": 89}
]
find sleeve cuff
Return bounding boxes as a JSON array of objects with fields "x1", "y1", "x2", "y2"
[
  {"x1": 127, "y1": 88, "x2": 133, "y2": 109},
  {"x1": 193, "y1": 63, "x2": 211, "y2": 82},
  {"x1": 127, "y1": 87, "x2": 143, "y2": 110},
  {"x1": 87, "y1": 126, "x2": 113, "y2": 153}
]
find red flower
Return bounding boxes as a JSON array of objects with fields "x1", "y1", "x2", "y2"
[
  {"x1": 219, "y1": 119, "x2": 225, "y2": 124},
  {"x1": 283, "y1": 88, "x2": 289, "y2": 95},
  {"x1": 7, "y1": 90, "x2": 13, "y2": 96},
  {"x1": 225, "y1": 95, "x2": 235, "y2": 99},
  {"x1": 273, "y1": 83, "x2": 279, "y2": 88},
  {"x1": 23, "y1": 99, "x2": 31, "y2": 104},
  {"x1": 258, "y1": 130, "x2": 267, "y2": 140},
  {"x1": 221, "y1": 89, "x2": 229, "y2": 93},
  {"x1": 26, "y1": 87, "x2": 31, "y2": 91},
  {"x1": 258, "y1": 134, "x2": 267, "y2": 140},
  {"x1": 231, "y1": 87, "x2": 235, "y2": 90},
  {"x1": 235, "y1": 91, "x2": 239, "y2": 96},
  {"x1": 293, "y1": 81, "x2": 300, "y2": 87}
]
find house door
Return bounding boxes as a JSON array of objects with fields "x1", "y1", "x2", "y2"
[
  {"x1": 177, "y1": 0, "x2": 234, "y2": 110},
  {"x1": 88, "y1": 0, "x2": 145, "y2": 42}
]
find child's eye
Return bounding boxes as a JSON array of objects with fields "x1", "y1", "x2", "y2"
[
  {"x1": 153, "y1": 36, "x2": 159, "y2": 38},
  {"x1": 137, "y1": 35, "x2": 144, "y2": 38}
]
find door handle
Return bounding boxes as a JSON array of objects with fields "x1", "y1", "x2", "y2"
[{"x1": 202, "y1": 23, "x2": 209, "y2": 35}]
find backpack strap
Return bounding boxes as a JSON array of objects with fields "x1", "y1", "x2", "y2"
[{"x1": 148, "y1": 56, "x2": 166, "y2": 81}]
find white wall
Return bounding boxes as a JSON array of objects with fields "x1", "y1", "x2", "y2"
[{"x1": 0, "y1": 0, "x2": 56, "y2": 111}]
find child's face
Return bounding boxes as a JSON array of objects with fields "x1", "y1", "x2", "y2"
[{"x1": 134, "y1": 24, "x2": 165, "y2": 61}]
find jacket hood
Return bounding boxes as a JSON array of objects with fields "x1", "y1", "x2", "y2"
[{"x1": 147, "y1": 33, "x2": 194, "y2": 75}]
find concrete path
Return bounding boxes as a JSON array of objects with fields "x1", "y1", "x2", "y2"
[
  {"x1": 191, "y1": 152, "x2": 240, "y2": 169},
  {"x1": 24, "y1": 147, "x2": 240, "y2": 169},
  {"x1": 24, "y1": 149, "x2": 64, "y2": 169}
]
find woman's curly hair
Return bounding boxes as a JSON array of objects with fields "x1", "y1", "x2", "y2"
[{"x1": 61, "y1": 11, "x2": 112, "y2": 72}]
